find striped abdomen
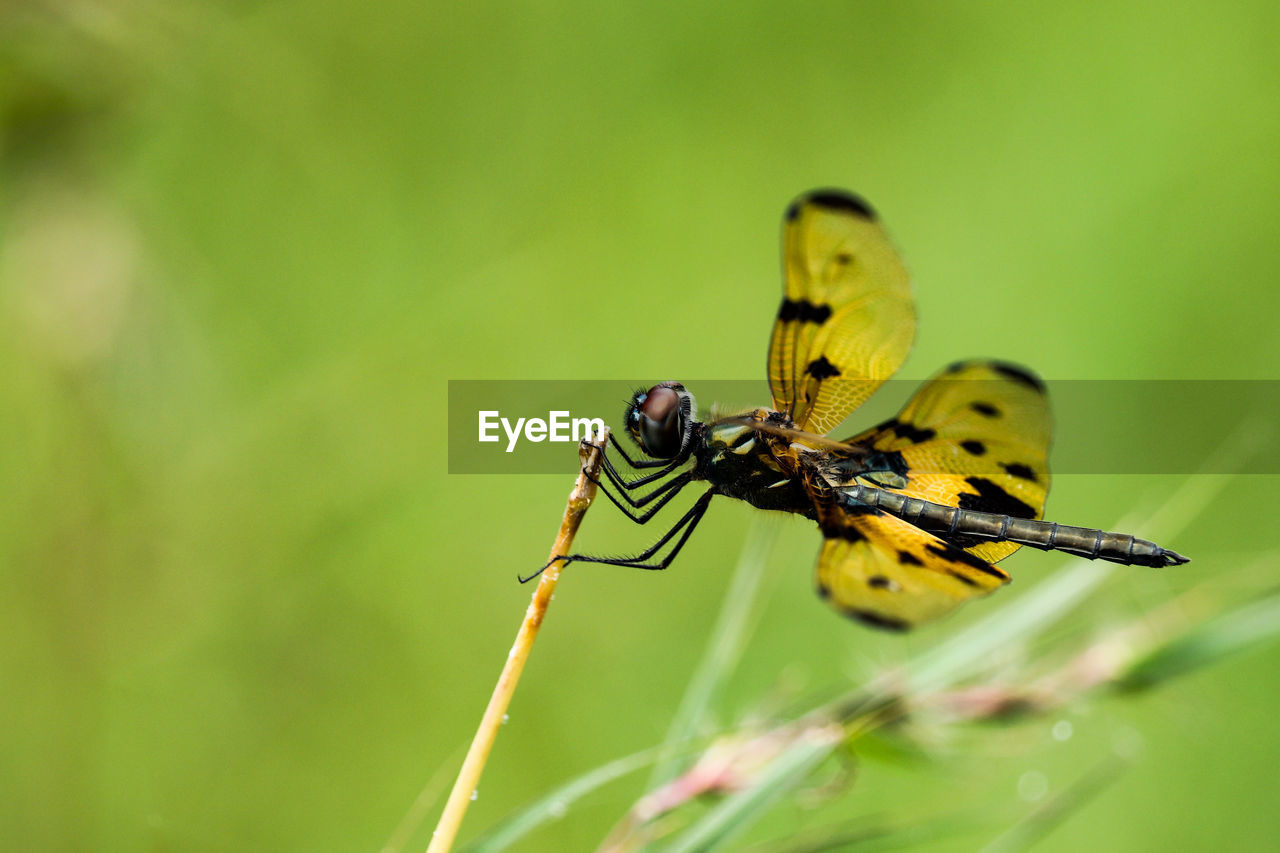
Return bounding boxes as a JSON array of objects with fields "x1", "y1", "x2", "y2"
[{"x1": 838, "y1": 483, "x2": 1189, "y2": 568}]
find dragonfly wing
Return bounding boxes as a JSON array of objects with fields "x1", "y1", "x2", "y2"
[
  {"x1": 815, "y1": 503, "x2": 1008, "y2": 630},
  {"x1": 841, "y1": 359, "x2": 1052, "y2": 564},
  {"x1": 767, "y1": 190, "x2": 915, "y2": 435}
]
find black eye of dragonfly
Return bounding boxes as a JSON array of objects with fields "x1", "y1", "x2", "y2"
[{"x1": 625, "y1": 382, "x2": 687, "y2": 459}]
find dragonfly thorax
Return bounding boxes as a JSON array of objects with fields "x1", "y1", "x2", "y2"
[{"x1": 697, "y1": 417, "x2": 815, "y2": 517}]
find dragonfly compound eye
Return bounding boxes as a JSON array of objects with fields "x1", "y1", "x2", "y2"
[{"x1": 635, "y1": 382, "x2": 685, "y2": 458}]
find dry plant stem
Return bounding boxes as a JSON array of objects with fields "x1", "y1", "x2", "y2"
[{"x1": 426, "y1": 433, "x2": 607, "y2": 853}]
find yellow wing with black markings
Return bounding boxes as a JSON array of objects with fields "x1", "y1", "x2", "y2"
[
  {"x1": 814, "y1": 360, "x2": 1053, "y2": 628},
  {"x1": 815, "y1": 506, "x2": 1009, "y2": 631},
  {"x1": 842, "y1": 359, "x2": 1052, "y2": 564},
  {"x1": 767, "y1": 190, "x2": 915, "y2": 436}
]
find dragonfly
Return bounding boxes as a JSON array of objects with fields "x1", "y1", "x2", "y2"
[{"x1": 538, "y1": 189, "x2": 1188, "y2": 630}]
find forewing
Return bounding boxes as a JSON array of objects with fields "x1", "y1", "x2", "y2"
[
  {"x1": 767, "y1": 190, "x2": 915, "y2": 436},
  {"x1": 816, "y1": 506, "x2": 1008, "y2": 630},
  {"x1": 842, "y1": 360, "x2": 1052, "y2": 564}
]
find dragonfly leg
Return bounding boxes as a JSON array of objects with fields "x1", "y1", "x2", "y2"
[
  {"x1": 592, "y1": 471, "x2": 694, "y2": 521},
  {"x1": 594, "y1": 452, "x2": 692, "y2": 502},
  {"x1": 520, "y1": 488, "x2": 715, "y2": 582},
  {"x1": 606, "y1": 431, "x2": 676, "y2": 469},
  {"x1": 598, "y1": 444, "x2": 686, "y2": 489}
]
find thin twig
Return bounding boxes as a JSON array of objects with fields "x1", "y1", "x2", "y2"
[{"x1": 426, "y1": 432, "x2": 608, "y2": 853}]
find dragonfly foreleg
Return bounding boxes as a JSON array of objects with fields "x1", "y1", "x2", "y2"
[
  {"x1": 607, "y1": 431, "x2": 680, "y2": 470},
  {"x1": 593, "y1": 470, "x2": 694, "y2": 521},
  {"x1": 520, "y1": 488, "x2": 715, "y2": 582},
  {"x1": 595, "y1": 447, "x2": 685, "y2": 492}
]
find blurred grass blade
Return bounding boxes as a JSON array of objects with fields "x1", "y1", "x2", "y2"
[
  {"x1": 660, "y1": 725, "x2": 841, "y2": 853},
  {"x1": 648, "y1": 518, "x2": 779, "y2": 788},
  {"x1": 1137, "y1": 417, "x2": 1271, "y2": 538},
  {"x1": 979, "y1": 756, "x2": 1128, "y2": 853},
  {"x1": 463, "y1": 741, "x2": 686, "y2": 853},
  {"x1": 1118, "y1": 583, "x2": 1280, "y2": 690},
  {"x1": 906, "y1": 559, "x2": 1112, "y2": 696},
  {"x1": 740, "y1": 811, "x2": 986, "y2": 853},
  {"x1": 384, "y1": 743, "x2": 467, "y2": 853}
]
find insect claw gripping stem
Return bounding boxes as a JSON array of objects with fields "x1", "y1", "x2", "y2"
[{"x1": 519, "y1": 559, "x2": 560, "y2": 585}]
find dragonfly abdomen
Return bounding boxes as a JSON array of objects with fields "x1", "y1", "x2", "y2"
[{"x1": 838, "y1": 484, "x2": 1189, "y2": 568}]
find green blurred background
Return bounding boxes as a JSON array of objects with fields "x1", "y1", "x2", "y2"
[{"x1": 3, "y1": 2, "x2": 1278, "y2": 850}]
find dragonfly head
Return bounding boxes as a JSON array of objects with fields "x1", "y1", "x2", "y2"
[{"x1": 625, "y1": 381, "x2": 697, "y2": 459}]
